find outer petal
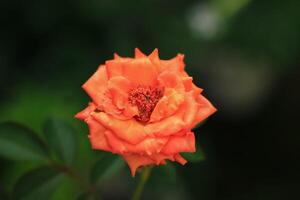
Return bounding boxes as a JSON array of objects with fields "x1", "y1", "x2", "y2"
[
  {"x1": 123, "y1": 58, "x2": 158, "y2": 86},
  {"x1": 174, "y1": 154, "x2": 187, "y2": 165},
  {"x1": 145, "y1": 114, "x2": 185, "y2": 137},
  {"x1": 135, "y1": 48, "x2": 147, "y2": 58},
  {"x1": 122, "y1": 153, "x2": 178, "y2": 176},
  {"x1": 122, "y1": 154, "x2": 154, "y2": 177},
  {"x1": 162, "y1": 131, "x2": 195, "y2": 155},
  {"x1": 192, "y1": 94, "x2": 217, "y2": 127},
  {"x1": 75, "y1": 102, "x2": 97, "y2": 120},
  {"x1": 82, "y1": 65, "x2": 108, "y2": 106},
  {"x1": 183, "y1": 92, "x2": 199, "y2": 126},
  {"x1": 92, "y1": 112, "x2": 148, "y2": 144},
  {"x1": 151, "y1": 154, "x2": 175, "y2": 164},
  {"x1": 104, "y1": 130, "x2": 168, "y2": 155},
  {"x1": 157, "y1": 54, "x2": 185, "y2": 72},
  {"x1": 180, "y1": 71, "x2": 203, "y2": 95},
  {"x1": 86, "y1": 117, "x2": 112, "y2": 152},
  {"x1": 105, "y1": 60, "x2": 124, "y2": 78}
]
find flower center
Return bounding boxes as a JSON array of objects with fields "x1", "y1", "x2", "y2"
[{"x1": 128, "y1": 85, "x2": 164, "y2": 122}]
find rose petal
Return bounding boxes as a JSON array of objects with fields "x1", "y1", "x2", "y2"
[
  {"x1": 147, "y1": 92, "x2": 199, "y2": 136},
  {"x1": 122, "y1": 154, "x2": 154, "y2": 177},
  {"x1": 105, "y1": 55, "x2": 133, "y2": 78},
  {"x1": 149, "y1": 154, "x2": 175, "y2": 164},
  {"x1": 86, "y1": 117, "x2": 112, "y2": 151},
  {"x1": 158, "y1": 54, "x2": 185, "y2": 72},
  {"x1": 75, "y1": 102, "x2": 97, "y2": 120},
  {"x1": 92, "y1": 112, "x2": 147, "y2": 144},
  {"x1": 123, "y1": 103, "x2": 139, "y2": 118},
  {"x1": 192, "y1": 94, "x2": 217, "y2": 127},
  {"x1": 101, "y1": 94, "x2": 122, "y2": 118},
  {"x1": 183, "y1": 92, "x2": 199, "y2": 126},
  {"x1": 104, "y1": 130, "x2": 168, "y2": 155},
  {"x1": 107, "y1": 76, "x2": 132, "y2": 109},
  {"x1": 174, "y1": 154, "x2": 187, "y2": 165},
  {"x1": 122, "y1": 153, "x2": 177, "y2": 176},
  {"x1": 123, "y1": 58, "x2": 158, "y2": 86},
  {"x1": 150, "y1": 88, "x2": 184, "y2": 122},
  {"x1": 135, "y1": 48, "x2": 147, "y2": 58},
  {"x1": 162, "y1": 131, "x2": 195, "y2": 155},
  {"x1": 82, "y1": 65, "x2": 108, "y2": 106},
  {"x1": 158, "y1": 71, "x2": 185, "y2": 91}
]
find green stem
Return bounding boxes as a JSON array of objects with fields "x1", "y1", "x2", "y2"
[{"x1": 131, "y1": 166, "x2": 153, "y2": 200}]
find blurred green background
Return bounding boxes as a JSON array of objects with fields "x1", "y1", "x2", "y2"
[{"x1": 0, "y1": 0, "x2": 299, "y2": 199}]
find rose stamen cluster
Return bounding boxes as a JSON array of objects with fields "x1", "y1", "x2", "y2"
[
  {"x1": 128, "y1": 85, "x2": 164, "y2": 122},
  {"x1": 75, "y1": 48, "x2": 216, "y2": 176}
]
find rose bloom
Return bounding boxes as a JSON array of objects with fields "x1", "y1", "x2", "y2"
[{"x1": 75, "y1": 48, "x2": 216, "y2": 176}]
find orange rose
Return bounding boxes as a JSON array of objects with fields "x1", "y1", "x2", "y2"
[{"x1": 75, "y1": 48, "x2": 216, "y2": 176}]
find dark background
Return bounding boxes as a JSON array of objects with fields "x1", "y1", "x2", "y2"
[{"x1": 0, "y1": 0, "x2": 299, "y2": 199}]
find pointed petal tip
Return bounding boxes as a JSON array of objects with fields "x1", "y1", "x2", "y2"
[
  {"x1": 175, "y1": 154, "x2": 187, "y2": 165},
  {"x1": 74, "y1": 112, "x2": 83, "y2": 120},
  {"x1": 148, "y1": 48, "x2": 159, "y2": 60},
  {"x1": 177, "y1": 53, "x2": 185, "y2": 60},
  {"x1": 134, "y1": 48, "x2": 146, "y2": 58},
  {"x1": 131, "y1": 169, "x2": 137, "y2": 177},
  {"x1": 212, "y1": 105, "x2": 218, "y2": 113},
  {"x1": 114, "y1": 53, "x2": 121, "y2": 59}
]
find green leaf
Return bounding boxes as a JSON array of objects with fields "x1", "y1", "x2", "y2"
[
  {"x1": 0, "y1": 122, "x2": 49, "y2": 161},
  {"x1": 77, "y1": 191, "x2": 101, "y2": 200},
  {"x1": 181, "y1": 143, "x2": 206, "y2": 162},
  {"x1": 13, "y1": 166, "x2": 64, "y2": 200},
  {"x1": 43, "y1": 118, "x2": 77, "y2": 164},
  {"x1": 90, "y1": 153, "x2": 125, "y2": 184},
  {"x1": 0, "y1": 186, "x2": 9, "y2": 200}
]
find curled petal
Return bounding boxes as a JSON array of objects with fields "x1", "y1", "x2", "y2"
[
  {"x1": 122, "y1": 154, "x2": 154, "y2": 177},
  {"x1": 183, "y1": 92, "x2": 199, "y2": 126},
  {"x1": 158, "y1": 71, "x2": 185, "y2": 91},
  {"x1": 107, "y1": 76, "x2": 132, "y2": 109},
  {"x1": 122, "y1": 153, "x2": 178, "y2": 176},
  {"x1": 104, "y1": 130, "x2": 168, "y2": 155},
  {"x1": 158, "y1": 54, "x2": 185, "y2": 72},
  {"x1": 162, "y1": 131, "x2": 195, "y2": 155},
  {"x1": 92, "y1": 112, "x2": 147, "y2": 144},
  {"x1": 147, "y1": 92, "x2": 199, "y2": 135},
  {"x1": 180, "y1": 71, "x2": 203, "y2": 95},
  {"x1": 174, "y1": 154, "x2": 187, "y2": 165},
  {"x1": 192, "y1": 94, "x2": 217, "y2": 127},
  {"x1": 123, "y1": 104, "x2": 139, "y2": 118},
  {"x1": 182, "y1": 76, "x2": 193, "y2": 91},
  {"x1": 150, "y1": 88, "x2": 184, "y2": 122},
  {"x1": 145, "y1": 115, "x2": 185, "y2": 137},
  {"x1": 101, "y1": 94, "x2": 122, "y2": 118},
  {"x1": 105, "y1": 60, "x2": 124, "y2": 78},
  {"x1": 75, "y1": 102, "x2": 97, "y2": 120},
  {"x1": 82, "y1": 65, "x2": 108, "y2": 106},
  {"x1": 86, "y1": 117, "x2": 112, "y2": 152},
  {"x1": 149, "y1": 154, "x2": 175, "y2": 164}
]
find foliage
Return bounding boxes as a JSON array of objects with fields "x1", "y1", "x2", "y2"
[{"x1": 0, "y1": 118, "x2": 204, "y2": 199}]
